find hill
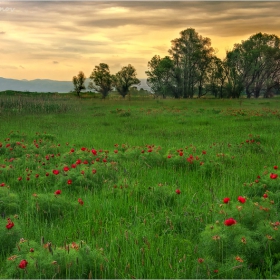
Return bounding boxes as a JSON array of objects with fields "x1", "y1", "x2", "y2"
[{"x1": 0, "y1": 77, "x2": 150, "y2": 93}]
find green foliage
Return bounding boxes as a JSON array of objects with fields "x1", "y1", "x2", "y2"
[{"x1": 4, "y1": 240, "x2": 109, "y2": 279}]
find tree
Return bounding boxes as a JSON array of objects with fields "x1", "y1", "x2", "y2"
[
  {"x1": 72, "y1": 71, "x2": 86, "y2": 97},
  {"x1": 168, "y1": 28, "x2": 215, "y2": 98},
  {"x1": 225, "y1": 32, "x2": 280, "y2": 98},
  {"x1": 146, "y1": 55, "x2": 175, "y2": 98},
  {"x1": 112, "y1": 64, "x2": 140, "y2": 98},
  {"x1": 89, "y1": 63, "x2": 113, "y2": 99}
]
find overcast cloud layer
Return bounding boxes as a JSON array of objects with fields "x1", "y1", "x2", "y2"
[{"x1": 1, "y1": 1, "x2": 280, "y2": 80}]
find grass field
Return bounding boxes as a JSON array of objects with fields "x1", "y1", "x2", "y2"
[{"x1": 0, "y1": 93, "x2": 280, "y2": 278}]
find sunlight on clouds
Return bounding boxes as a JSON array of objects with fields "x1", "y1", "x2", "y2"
[{"x1": 99, "y1": 7, "x2": 129, "y2": 14}]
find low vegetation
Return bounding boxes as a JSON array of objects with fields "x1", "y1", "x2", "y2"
[{"x1": 0, "y1": 94, "x2": 279, "y2": 278}]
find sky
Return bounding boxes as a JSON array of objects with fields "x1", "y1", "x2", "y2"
[{"x1": 1, "y1": 1, "x2": 280, "y2": 81}]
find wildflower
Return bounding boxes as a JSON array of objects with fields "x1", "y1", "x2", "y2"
[
  {"x1": 202, "y1": 150, "x2": 206, "y2": 155},
  {"x1": 263, "y1": 193, "x2": 268, "y2": 198},
  {"x1": 30, "y1": 248, "x2": 34, "y2": 253},
  {"x1": 67, "y1": 179, "x2": 72, "y2": 185},
  {"x1": 238, "y1": 196, "x2": 246, "y2": 203},
  {"x1": 18, "y1": 177, "x2": 22, "y2": 181},
  {"x1": 7, "y1": 255, "x2": 18, "y2": 261},
  {"x1": 52, "y1": 169, "x2": 59, "y2": 175},
  {"x1": 235, "y1": 256, "x2": 243, "y2": 262},
  {"x1": 76, "y1": 159, "x2": 82, "y2": 165},
  {"x1": 274, "y1": 166, "x2": 278, "y2": 170},
  {"x1": 81, "y1": 147, "x2": 86, "y2": 151},
  {"x1": 71, "y1": 164, "x2": 76, "y2": 168},
  {"x1": 54, "y1": 190, "x2": 61, "y2": 195},
  {"x1": 241, "y1": 237, "x2": 246, "y2": 244},
  {"x1": 266, "y1": 235, "x2": 273, "y2": 240},
  {"x1": 103, "y1": 158, "x2": 107, "y2": 163},
  {"x1": 91, "y1": 149, "x2": 97, "y2": 155},
  {"x1": 223, "y1": 197, "x2": 230, "y2": 204},
  {"x1": 224, "y1": 218, "x2": 237, "y2": 226},
  {"x1": 212, "y1": 235, "x2": 220, "y2": 240},
  {"x1": 6, "y1": 218, "x2": 14, "y2": 229},
  {"x1": 92, "y1": 169, "x2": 96, "y2": 174},
  {"x1": 270, "y1": 173, "x2": 278, "y2": 179},
  {"x1": 0, "y1": 182, "x2": 5, "y2": 187},
  {"x1": 63, "y1": 166, "x2": 70, "y2": 172},
  {"x1": 18, "y1": 259, "x2": 28, "y2": 269},
  {"x1": 198, "y1": 258, "x2": 204, "y2": 263},
  {"x1": 78, "y1": 198, "x2": 84, "y2": 205},
  {"x1": 70, "y1": 148, "x2": 75, "y2": 153},
  {"x1": 175, "y1": 189, "x2": 181, "y2": 195},
  {"x1": 114, "y1": 150, "x2": 118, "y2": 153},
  {"x1": 213, "y1": 270, "x2": 218, "y2": 273}
]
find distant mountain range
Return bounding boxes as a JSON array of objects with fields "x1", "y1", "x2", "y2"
[{"x1": 0, "y1": 77, "x2": 150, "y2": 93}]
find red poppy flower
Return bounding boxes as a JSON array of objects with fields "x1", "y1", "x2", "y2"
[
  {"x1": 71, "y1": 164, "x2": 76, "y2": 168},
  {"x1": 270, "y1": 173, "x2": 278, "y2": 179},
  {"x1": 67, "y1": 179, "x2": 72, "y2": 185},
  {"x1": 103, "y1": 158, "x2": 107, "y2": 163},
  {"x1": 114, "y1": 150, "x2": 118, "y2": 153},
  {"x1": 76, "y1": 159, "x2": 82, "y2": 165},
  {"x1": 202, "y1": 150, "x2": 207, "y2": 155},
  {"x1": 81, "y1": 147, "x2": 86, "y2": 151},
  {"x1": 92, "y1": 149, "x2": 97, "y2": 155},
  {"x1": 223, "y1": 197, "x2": 230, "y2": 204},
  {"x1": 80, "y1": 170, "x2": 85, "y2": 175},
  {"x1": 274, "y1": 166, "x2": 278, "y2": 170},
  {"x1": 70, "y1": 148, "x2": 75, "y2": 153},
  {"x1": 224, "y1": 218, "x2": 237, "y2": 226},
  {"x1": 63, "y1": 166, "x2": 70, "y2": 172},
  {"x1": 6, "y1": 218, "x2": 14, "y2": 229},
  {"x1": 18, "y1": 177, "x2": 22, "y2": 181},
  {"x1": 238, "y1": 196, "x2": 246, "y2": 204},
  {"x1": 167, "y1": 155, "x2": 171, "y2": 158},
  {"x1": 175, "y1": 189, "x2": 181, "y2": 194},
  {"x1": 46, "y1": 172, "x2": 49, "y2": 176},
  {"x1": 92, "y1": 169, "x2": 96, "y2": 174},
  {"x1": 54, "y1": 190, "x2": 61, "y2": 195},
  {"x1": 179, "y1": 152, "x2": 183, "y2": 156},
  {"x1": 0, "y1": 183, "x2": 5, "y2": 187},
  {"x1": 83, "y1": 160, "x2": 88, "y2": 164},
  {"x1": 78, "y1": 198, "x2": 84, "y2": 205},
  {"x1": 263, "y1": 193, "x2": 268, "y2": 198},
  {"x1": 52, "y1": 170, "x2": 59, "y2": 175},
  {"x1": 18, "y1": 259, "x2": 28, "y2": 269}
]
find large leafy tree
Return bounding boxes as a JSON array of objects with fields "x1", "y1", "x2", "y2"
[
  {"x1": 146, "y1": 55, "x2": 174, "y2": 98},
  {"x1": 168, "y1": 28, "x2": 215, "y2": 98},
  {"x1": 72, "y1": 71, "x2": 86, "y2": 97},
  {"x1": 225, "y1": 32, "x2": 280, "y2": 98},
  {"x1": 89, "y1": 63, "x2": 113, "y2": 99},
  {"x1": 112, "y1": 64, "x2": 140, "y2": 98}
]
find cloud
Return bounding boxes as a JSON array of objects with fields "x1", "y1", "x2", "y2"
[
  {"x1": 19, "y1": 65, "x2": 25, "y2": 69},
  {"x1": 0, "y1": 65, "x2": 18, "y2": 69},
  {"x1": 1, "y1": 1, "x2": 280, "y2": 80}
]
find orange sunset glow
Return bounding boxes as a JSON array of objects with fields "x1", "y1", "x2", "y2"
[{"x1": 1, "y1": 1, "x2": 280, "y2": 81}]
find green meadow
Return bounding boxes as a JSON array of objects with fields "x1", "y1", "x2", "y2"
[{"x1": 0, "y1": 92, "x2": 280, "y2": 279}]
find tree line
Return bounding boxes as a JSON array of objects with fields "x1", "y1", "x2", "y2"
[
  {"x1": 73, "y1": 28, "x2": 280, "y2": 99},
  {"x1": 73, "y1": 64, "x2": 140, "y2": 98}
]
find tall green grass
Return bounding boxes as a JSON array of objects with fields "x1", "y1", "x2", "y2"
[{"x1": 0, "y1": 94, "x2": 280, "y2": 278}]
